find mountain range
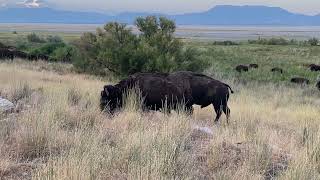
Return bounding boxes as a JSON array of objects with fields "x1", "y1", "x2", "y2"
[{"x1": 1, "y1": 5, "x2": 320, "y2": 25}]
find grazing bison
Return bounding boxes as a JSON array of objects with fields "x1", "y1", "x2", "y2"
[
  {"x1": 317, "y1": 81, "x2": 320, "y2": 91},
  {"x1": 235, "y1": 65, "x2": 249, "y2": 73},
  {"x1": 309, "y1": 64, "x2": 320, "y2": 71},
  {"x1": 290, "y1": 77, "x2": 310, "y2": 85},
  {"x1": 271, "y1": 67, "x2": 284, "y2": 74},
  {"x1": 249, "y1": 64, "x2": 259, "y2": 69},
  {"x1": 167, "y1": 71, "x2": 234, "y2": 123},
  {"x1": 0, "y1": 48, "x2": 14, "y2": 60},
  {"x1": 100, "y1": 73, "x2": 185, "y2": 113},
  {"x1": 316, "y1": 82, "x2": 320, "y2": 91}
]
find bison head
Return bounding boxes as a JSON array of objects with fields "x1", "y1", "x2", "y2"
[{"x1": 100, "y1": 85, "x2": 122, "y2": 113}]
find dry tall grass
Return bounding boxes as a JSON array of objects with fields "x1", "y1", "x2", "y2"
[{"x1": 0, "y1": 60, "x2": 319, "y2": 179}]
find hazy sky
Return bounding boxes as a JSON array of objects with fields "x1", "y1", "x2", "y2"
[{"x1": 2, "y1": 0, "x2": 320, "y2": 15}]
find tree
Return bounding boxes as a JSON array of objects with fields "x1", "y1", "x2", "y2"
[{"x1": 73, "y1": 16, "x2": 205, "y2": 77}]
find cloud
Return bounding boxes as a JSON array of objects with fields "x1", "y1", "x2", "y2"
[{"x1": 17, "y1": 0, "x2": 45, "y2": 8}]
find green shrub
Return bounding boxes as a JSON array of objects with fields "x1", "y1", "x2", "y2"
[
  {"x1": 308, "y1": 38, "x2": 319, "y2": 46},
  {"x1": 248, "y1": 38, "x2": 294, "y2": 45},
  {"x1": 27, "y1": 33, "x2": 46, "y2": 43},
  {"x1": 51, "y1": 46, "x2": 75, "y2": 62},
  {"x1": 46, "y1": 35, "x2": 63, "y2": 43},
  {"x1": 73, "y1": 16, "x2": 205, "y2": 77},
  {"x1": 213, "y1": 41, "x2": 239, "y2": 46}
]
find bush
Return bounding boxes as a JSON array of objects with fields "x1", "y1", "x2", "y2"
[
  {"x1": 213, "y1": 41, "x2": 239, "y2": 46},
  {"x1": 248, "y1": 38, "x2": 293, "y2": 45},
  {"x1": 51, "y1": 46, "x2": 75, "y2": 62},
  {"x1": 46, "y1": 35, "x2": 63, "y2": 43},
  {"x1": 73, "y1": 16, "x2": 205, "y2": 77},
  {"x1": 27, "y1": 33, "x2": 45, "y2": 43},
  {"x1": 308, "y1": 38, "x2": 319, "y2": 46}
]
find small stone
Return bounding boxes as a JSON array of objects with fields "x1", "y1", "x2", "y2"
[{"x1": 0, "y1": 97, "x2": 15, "y2": 113}]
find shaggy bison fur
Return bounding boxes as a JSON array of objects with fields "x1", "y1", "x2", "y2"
[
  {"x1": 235, "y1": 65, "x2": 249, "y2": 73},
  {"x1": 271, "y1": 67, "x2": 284, "y2": 74},
  {"x1": 101, "y1": 71, "x2": 234, "y2": 123},
  {"x1": 290, "y1": 77, "x2": 310, "y2": 85},
  {"x1": 166, "y1": 71, "x2": 234, "y2": 123},
  {"x1": 100, "y1": 73, "x2": 185, "y2": 113},
  {"x1": 249, "y1": 64, "x2": 259, "y2": 69},
  {"x1": 309, "y1": 64, "x2": 320, "y2": 71}
]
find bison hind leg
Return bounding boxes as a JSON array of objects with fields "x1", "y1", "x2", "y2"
[
  {"x1": 223, "y1": 106, "x2": 231, "y2": 124},
  {"x1": 213, "y1": 104, "x2": 223, "y2": 124}
]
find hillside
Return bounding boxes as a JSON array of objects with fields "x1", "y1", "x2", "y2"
[{"x1": 1, "y1": 5, "x2": 320, "y2": 25}]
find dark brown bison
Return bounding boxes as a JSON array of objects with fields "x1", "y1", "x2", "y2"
[
  {"x1": 13, "y1": 50, "x2": 28, "y2": 59},
  {"x1": 290, "y1": 77, "x2": 310, "y2": 85},
  {"x1": 167, "y1": 71, "x2": 234, "y2": 123},
  {"x1": 0, "y1": 48, "x2": 14, "y2": 60},
  {"x1": 309, "y1": 64, "x2": 320, "y2": 71},
  {"x1": 271, "y1": 67, "x2": 284, "y2": 74},
  {"x1": 100, "y1": 73, "x2": 185, "y2": 113},
  {"x1": 235, "y1": 65, "x2": 249, "y2": 73},
  {"x1": 317, "y1": 81, "x2": 320, "y2": 91},
  {"x1": 249, "y1": 64, "x2": 259, "y2": 69}
]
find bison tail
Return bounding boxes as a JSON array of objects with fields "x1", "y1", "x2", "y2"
[{"x1": 224, "y1": 83, "x2": 234, "y2": 94}]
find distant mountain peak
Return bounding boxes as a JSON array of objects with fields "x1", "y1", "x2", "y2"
[
  {"x1": 16, "y1": 0, "x2": 46, "y2": 8},
  {"x1": 0, "y1": 5, "x2": 319, "y2": 25},
  {"x1": 0, "y1": 0, "x2": 48, "y2": 9}
]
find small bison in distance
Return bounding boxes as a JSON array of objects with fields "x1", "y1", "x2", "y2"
[
  {"x1": 249, "y1": 64, "x2": 259, "y2": 69},
  {"x1": 309, "y1": 64, "x2": 320, "y2": 71},
  {"x1": 235, "y1": 65, "x2": 249, "y2": 73},
  {"x1": 290, "y1": 77, "x2": 310, "y2": 85},
  {"x1": 271, "y1": 67, "x2": 284, "y2": 74},
  {"x1": 317, "y1": 81, "x2": 320, "y2": 91},
  {"x1": 100, "y1": 73, "x2": 186, "y2": 113}
]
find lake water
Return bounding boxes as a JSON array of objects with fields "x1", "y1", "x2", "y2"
[{"x1": 1, "y1": 23, "x2": 320, "y2": 41}]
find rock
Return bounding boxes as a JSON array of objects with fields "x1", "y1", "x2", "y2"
[
  {"x1": 0, "y1": 97, "x2": 14, "y2": 113},
  {"x1": 193, "y1": 126, "x2": 214, "y2": 135},
  {"x1": 191, "y1": 125, "x2": 214, "y2": 140}
]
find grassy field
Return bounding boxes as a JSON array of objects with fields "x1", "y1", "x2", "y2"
[
  {"x1": 0, "y1": 31, "x2": 81, "y2": 44},
  {"x1": 0, "y1": 60, "x2": 320, "y2": 179},
  {"x1": 189, "y1": 42, "x2": 320, "y2": 85}
]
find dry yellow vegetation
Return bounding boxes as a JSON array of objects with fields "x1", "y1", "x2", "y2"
[{"x1": 0, "y1": 60, "x2": 319, "y2": 179}]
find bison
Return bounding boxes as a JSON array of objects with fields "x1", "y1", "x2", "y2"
[
  {"x1": 249, "y1": 64, "x2": 259, "y2": 69},
  {"x1": 101, "y1": 71, "x2": 234, "y2": 124},
  {"x1": 0, "y1": 48, "x2": 14, "y2": 60},
  {"x1": 317, "y1": 81, "x2": 320, "y2": 91},
  {"x1": 167, "y1": 71, "x2": 234, "y2": 124},
  {"x1": 271, "y1": 67, "x2": 284, "y2": 74},
  {"x1": 290, "y1": 77, "x2": 310, "y2": 85},
  {"x1": 235, "y1": 65, "x2": 249, "y2": 73},
  {"x1": 100, "y1": 73, "x2": 186, "y2": 113},
  {"x1": 309, "y1": 64, "x2": 320, "y2": 71}
]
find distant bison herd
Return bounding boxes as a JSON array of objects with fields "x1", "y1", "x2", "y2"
[
  {"x1": 0, "y1": 46, "x2": 48, "y2": 61},
  {"x1": 235, "y1": 63, "x2": 320, "y2": 88},
  {"x1": 100, "y1": 71, "x2": 234, "y2": 123}
]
